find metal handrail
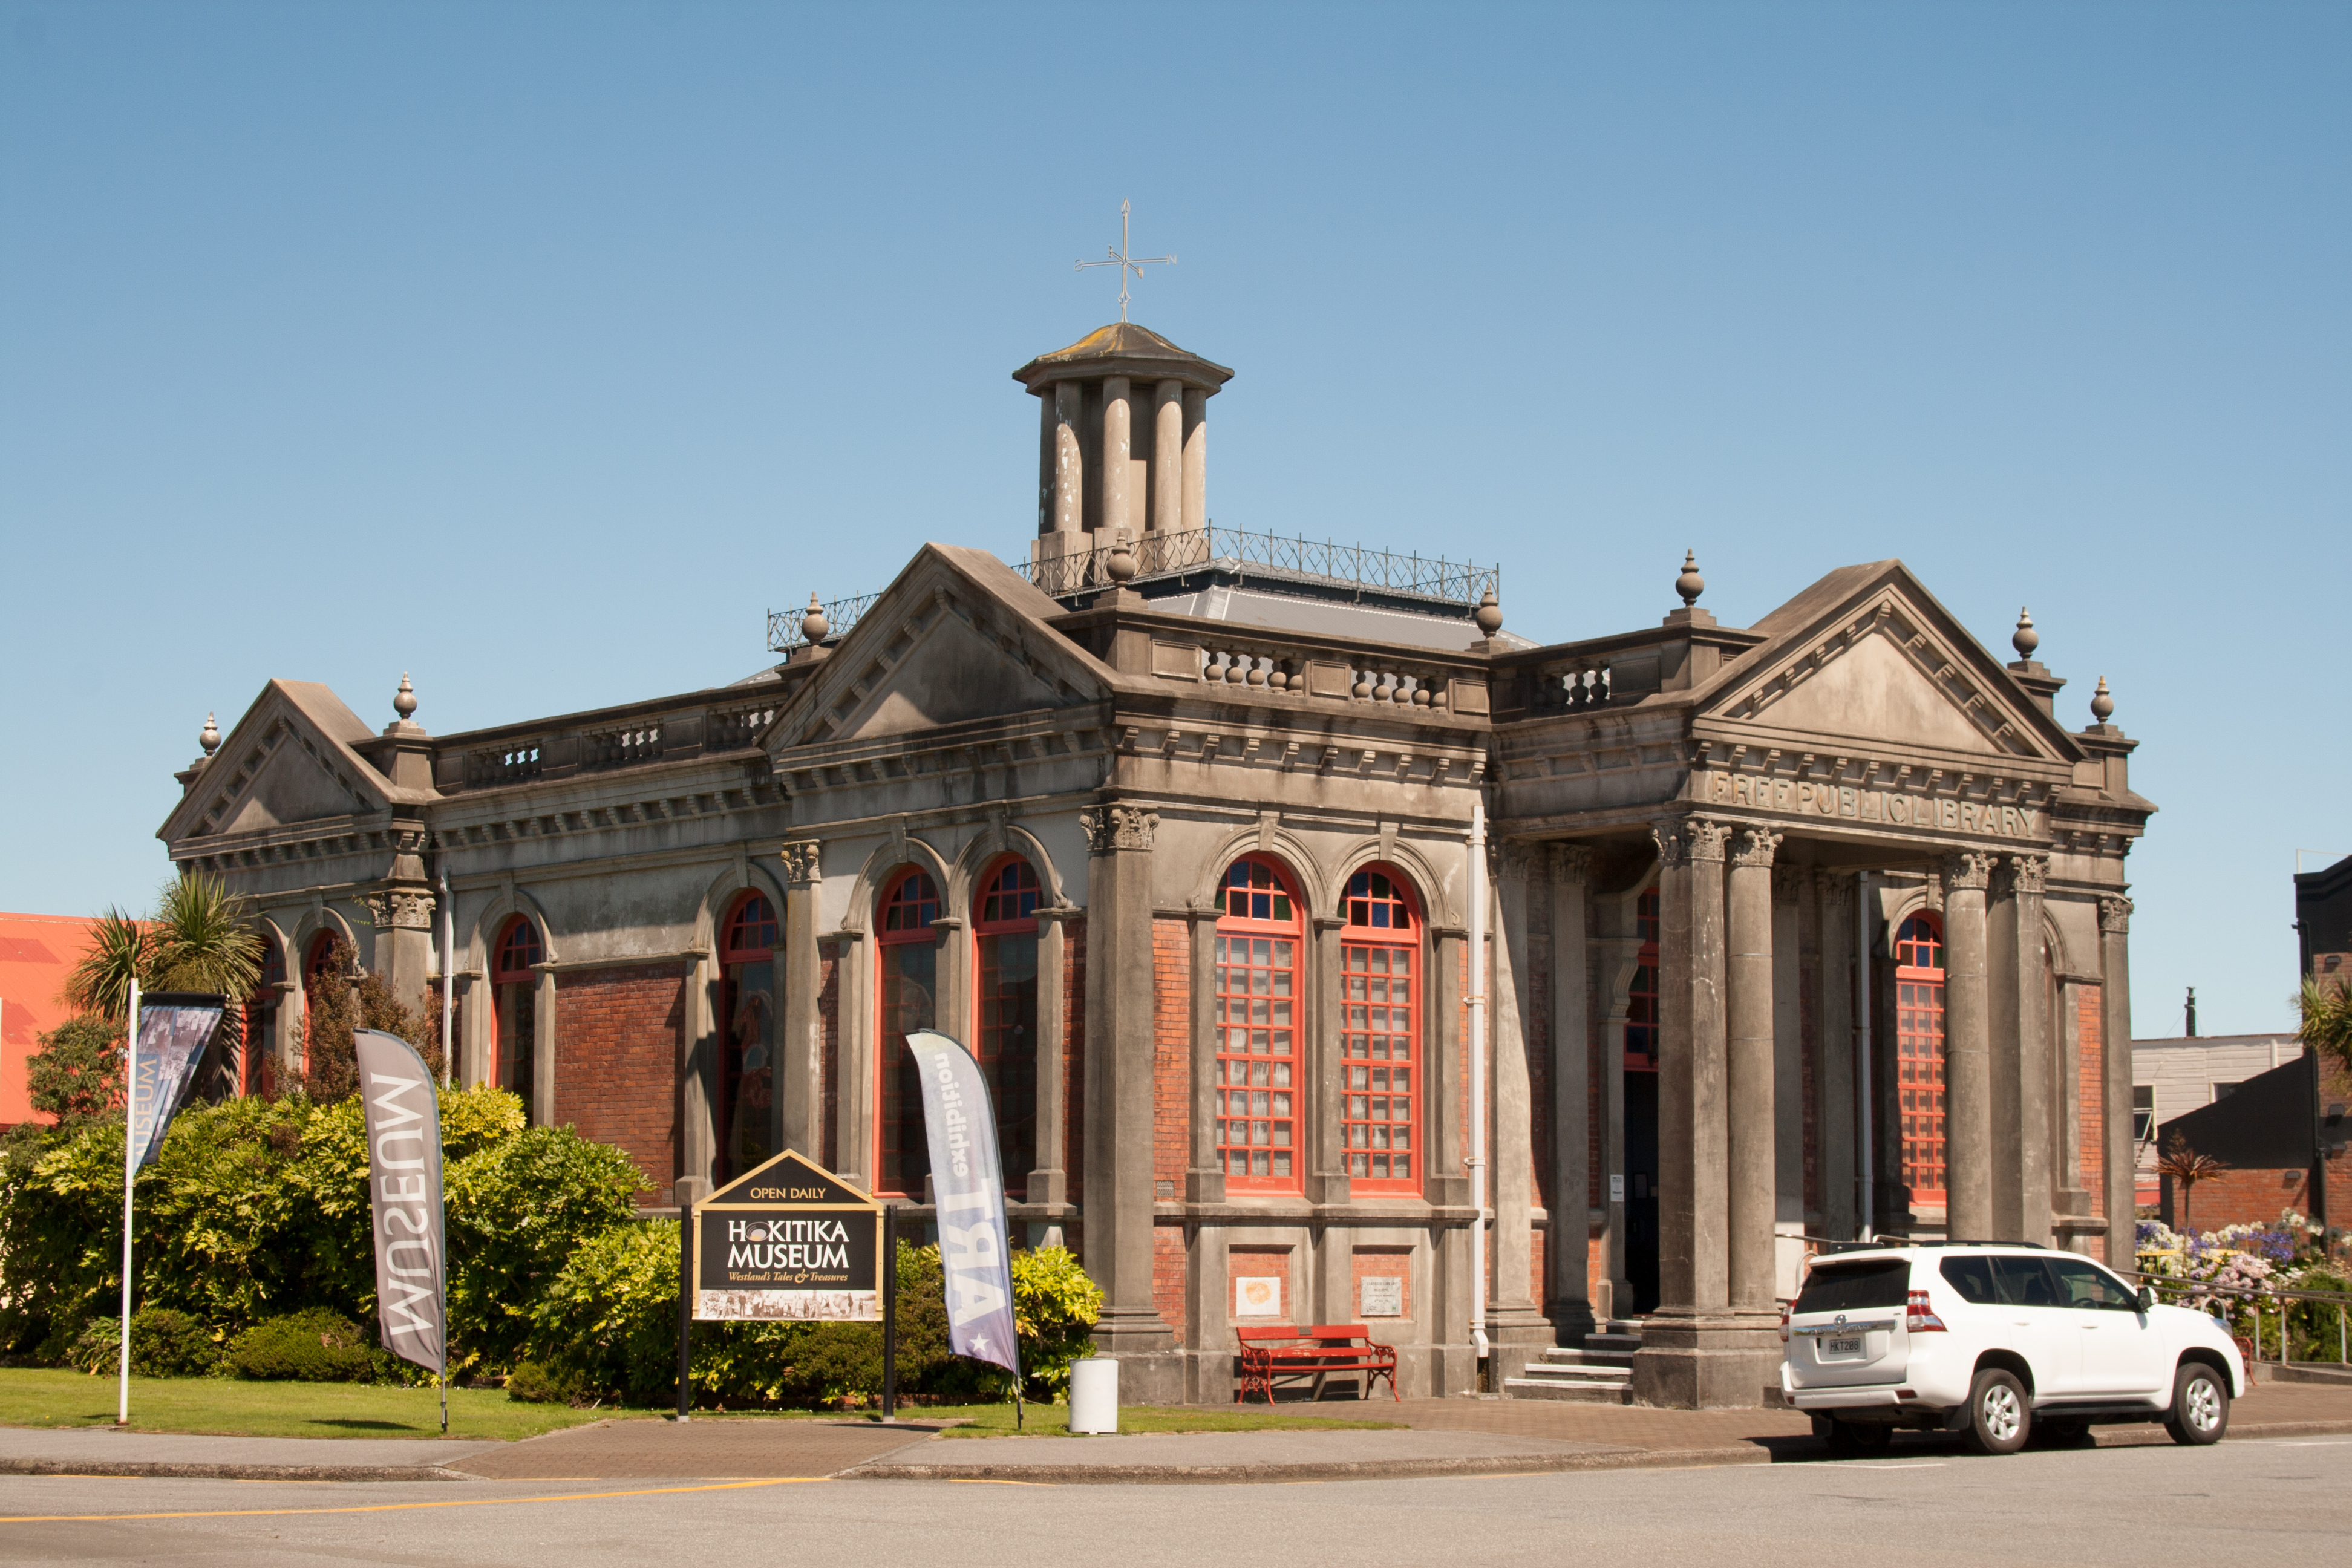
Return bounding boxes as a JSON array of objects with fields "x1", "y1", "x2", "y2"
[{"x1": 1022, "y1": 524, "x2": 1501, "y2": 608}]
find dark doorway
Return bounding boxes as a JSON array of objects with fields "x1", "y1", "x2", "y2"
[{"x1": 1625, "y1": 1070, "x2": 1661, "y2": 1315}]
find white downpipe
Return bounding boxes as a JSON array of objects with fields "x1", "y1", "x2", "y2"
[
  {"x1": 118, "y1": 978, "x2": 140, "y2": 1426},
  {"x1": 1856, "y1": 871, "x2": 1873, "y2": 1242},
  {"x1": 439, "y1": 864, "x2": 456, "y2": 1089},
  {"x1": 1468, "y1": 800, "x2": 1491, "y2": 1362}
]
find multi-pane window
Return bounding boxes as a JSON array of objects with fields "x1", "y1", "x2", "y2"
[
  {"x1": 1625, "y1": 887, "x2": 1660, "y2": 1070},
  {"x1": 974, "y1": 858, "x2": 1040, "y2": 1194},
  {"x1": 493, "y1": 917, "x2": 543, "y2": 1121},
  {"x1": 1340, "y1": 870, "x2": 1419, "y2": 1192},
  {"x1": 1215, "y1": 857, "x2": 1301, "y2": 1191},
  {"x1": 717, "y1": 893, "x2": 777, "y2": 1183},
  {"x1": 243, "y1": 938, "x2": 283, "y2": 1097},
  {"x1": 1895, "y1": 913, "x2": 1946, "y2": 1206},
  {"x1": 878, "y1": 869, "x2": 940, "y2": 1197}
]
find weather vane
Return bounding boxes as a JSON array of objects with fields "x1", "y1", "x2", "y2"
[{"x1": 1075, "y1": 200, "x2": 1174, "y2": 322}]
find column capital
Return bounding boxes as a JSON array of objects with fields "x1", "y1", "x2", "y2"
[
  {"x1": 1652, "y1": 815, "x2": 1731, "y2": 866},
  {"x1": 1547, "y1": 843, "x2": 1596, "y2": 884},
  {"x1": 1943, "y1": 850, "x2": 1997, "y2": 892},
  {"x1": 1815, "y1": 869, "x2": 1856, "y2": 913},
  {"x1": 1997, "y1": 852, "x2": 2049, "y2": 900},
  {"x1": 1730, "y1": 826, "x2": 1782, "y2": 869},
  {"x1": 2098, "y1": 895, "x2": 2134, "y2": 934},
  {"x1": 779, "y1": 840, "x2": 822, "y2": 887},
  {"x1": 362, "y1": 889, "x2": 436, "y2": 930},
  {"x1": 1497, "y1": 840, "x2": 1544, "y2": 884},
  {"x1": 1771, "y1": 865, "x2": 1804, "y2": 904},
  {"x1": 1080, "y1": 802, "x2": 1160, "y2": 854}
]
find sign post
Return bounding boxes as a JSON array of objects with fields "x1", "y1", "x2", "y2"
[
  {"x1": 902, "y1": 1029, "x2": 1024, "y2": 1428},
  {"x1": 354, "y1": 1030, "x2": 449, "y2": 1435},
  {"x1": 117, "y1": 988, "x2": 227, "y2": 1427}
]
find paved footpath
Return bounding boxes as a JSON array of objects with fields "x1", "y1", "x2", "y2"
[{"x1": 1, "y1": 1380, "x2": 2346, "y2": 1486}]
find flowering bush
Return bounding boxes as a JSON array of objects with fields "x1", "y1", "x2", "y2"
[{"x1": 2136, "y1": 1213, "x2": 2349, "y2": 1358}]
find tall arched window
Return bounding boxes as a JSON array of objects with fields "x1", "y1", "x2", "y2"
[
  {"x1": 1895, "y1": 912, "x2": 1947, "y2": 1207},
  {"x1": 1625, "y1": 887, "x2": 1660, "y2": 1070},
  {"x1": 1215, "y1": 857, "x2": 1302, "y2": 1192},
  {"x1": 243, "y1": 936, "x2": 284, "y2": 1097},
  {"x1": 492, "y1": 916, "x2": 543, "y2": 1119},
  {"x1": 718, "y1": 893, "x2": 778, "y2": 1183},
  {"x1": 973, "y1": 857, "x2": 1040, "y2": 1195},
  {"x1": 1340, "y1": 867, "x2": 1420, "y2": 1193},
  {"x1": 301, "y1": 930, "x2": 340, "y2": 1076},
  {"x1": 877, "y1": 869, "x2": 941, "y2": 1197}
]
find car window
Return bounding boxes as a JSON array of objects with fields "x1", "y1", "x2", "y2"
[
  {"x1": 2047, "y1": 1256, "x2": 2138, "y2": 1312},
  {"x1": 1940, "y1": 1255, "x2": 1999, "y2": 1304},
  {"x1": 1991, "y1": 1256, "x2": 2060, "y2": 1308},
  {"x1": 1793, "y1": 1259, "x2": 1910, "y2": 1314}
]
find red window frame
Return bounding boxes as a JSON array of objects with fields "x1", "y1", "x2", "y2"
[
  {"x1": 1625, "y1": 887, "x2": 1660, "y2": 1071},
  {"x1": 491, "y1": 916, "x2": 542, "y2": 1114},
  {"x1": 1215, "y1": 856, "x2": 1304, "y2": 1193},
  {"x1": 973, "y1": 856, "x2": 1042, "y2": 1195},
  {"x1": 1895, "y1": 912, "x2": 1947, "y2": 1207},
  {"x1": 877, "y1": 868, "x2": 941, "y2": 1198},
  {"x1": 717, "y1": 892, "x2": 778, "y2": 1184},
  {"x1": 1339, "y1": 867, "x2": 1421, "y2": 1194}
]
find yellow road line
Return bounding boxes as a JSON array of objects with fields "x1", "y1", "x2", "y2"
[{"x1": 0, "y1": 1476, "x2": 824, "y2": 1524}]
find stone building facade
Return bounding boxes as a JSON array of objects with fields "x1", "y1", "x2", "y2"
[{"x1": 158, "y1": 321, "x2": 2155, "y2": 1408}]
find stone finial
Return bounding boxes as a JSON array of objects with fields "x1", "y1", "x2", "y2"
[
  {"x1": 2089, "y1": 676, "x2": 2115, "y2": 724},
  {"x1": 800, "y1": 592, "x2": 829, "y2": 644},
  {"x1": 393, "y1": 673, "x2": 418, "y2": 721},
  {"x1": 1105, "y1": 528, "x2": 1138, "y2": 584},
  {"x1": 2011, "y1": 607, "x2": 2039, "y2": 659},
  {"x1": 1474, "y1": 588, "x2": 1503, "y2": 637},
  {"x1": 199, "y1": 712, "x2": 221, "y2": 757},
  {"x1": 1675, "y1": 550, "x2": 1705, "y2": 607}
]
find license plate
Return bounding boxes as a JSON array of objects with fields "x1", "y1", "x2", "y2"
[{"x1": 1821, "y1": 1335, "x2": 1865, "y2": 1358}]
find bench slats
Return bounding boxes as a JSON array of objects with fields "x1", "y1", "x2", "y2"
[{"x1": 1235, "y1": 1324, "x2": 1400, "y2": 1406}]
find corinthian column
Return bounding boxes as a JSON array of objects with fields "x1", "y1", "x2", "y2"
[
  {"x1": 2099, "y1": 897, "x2": 2135, "y2": 1270},
  {"x1": 1725, "y1": 828, "x2": 1780, "y2": 1312},
  {"x1": 1548, "y1": 844, "x2": 1596, "y2": 1341},
  {"x1": 1942, "y1": 852, "x2": 1996, "y2": 1242},
  {"x1": 1653, "y1": 816, "x2": 1728, "y2": 1315}
]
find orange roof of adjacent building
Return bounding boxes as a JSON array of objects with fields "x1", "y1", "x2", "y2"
[{"x1": 0, "y1": 912, "x2": 104, "y2": 1127}]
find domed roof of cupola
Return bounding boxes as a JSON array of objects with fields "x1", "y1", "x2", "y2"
[{"x1": 1012, "y1": 321, "x2": 1234, "y2": 394}]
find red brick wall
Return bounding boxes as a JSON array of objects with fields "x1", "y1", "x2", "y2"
[
  {"x1": 1230, "y1": 1247, "x2": 1293, "y2": 1324},
  {"x1": 1152, "y1": 918, "x2": 1189, "y2": 1194},
  {"x1": 1354, "y1": 1246, "x2": 1412, "y2": 1322},
  {"x1": 2077, "y1": 984, "x2": 2103, "y2": 1213},
  {"x1": 1155, "y1": 1222, "x2": 1187, "y2": 1339},
  {"x1": 2167, "y1": 1165, "x2": 2352, "y2": 1233},
  {"x1": 553, "y1": 964, "x2": 684, "y2": 1204}
]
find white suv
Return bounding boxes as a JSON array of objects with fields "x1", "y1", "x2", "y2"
[{"x1": 1781, "y1": 1242, "x2": 2244, "y2": 1457}]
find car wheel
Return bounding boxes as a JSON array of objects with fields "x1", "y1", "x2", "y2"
[
  {"x1": 2164, "y1": 1364, "x2": 2229, "y2": 1447},
  {"x1": 1964, "y1": 1368, "x2": 2031, "y2": 1456}
]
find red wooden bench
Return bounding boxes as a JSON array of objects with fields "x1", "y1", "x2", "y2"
[{"x1": 1235, "y1": 1324, "x2": 1399, "y2": 1405}]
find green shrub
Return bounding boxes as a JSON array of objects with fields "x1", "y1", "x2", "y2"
[
  {"x1": 66, "y1": 1317, "x2": 119, "y2": 1376},
  {"x1": 504, "y1": 1360, "x2": 584, "y2": 1405},
  {"x1": 227, "y1": 1309, "x2": 380, "y2": 1382},
  {"x1": 129, "y1": 1307, "x2": 222, "y2": 1377}
]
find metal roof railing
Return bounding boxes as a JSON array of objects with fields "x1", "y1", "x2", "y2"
[
  {"x1": 1023, "y1": 524, "x2": 1500, "y2": 610},
  {"x1": 767, "y1": 592, "x2": 881, "y2": 653}
]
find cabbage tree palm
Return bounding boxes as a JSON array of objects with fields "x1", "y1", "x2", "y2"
[{"x1": 61, "y1": 874, "x2": 266, "y2": 1088}]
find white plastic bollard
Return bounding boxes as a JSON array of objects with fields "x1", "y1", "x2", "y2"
[{"x1": 1068, "y1": 1356, "x2": 1119, "y2": 1435}]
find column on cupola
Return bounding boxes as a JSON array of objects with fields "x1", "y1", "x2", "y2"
[
  {"x1": 2098, "y1": 897, "x2": 2136, "y2": 1270},
  {"x1": 1942, "y1": 852, "x2": 1997, "y2": 1241},
  {"x1": 1546, "y1": 845, "x2": 1597, "y2": 1342},
  {"x1": 1037, "y1": 382, "x2": 1087, "y2": 564},
  {"x1": 1181, "y1": 389, "x2": 1209, "y2": 531},
  {"x1": 1100, "y1": 379, "x2": 1135, "y2": 540},
  {"x1": 1152, "y1": 381, "x2": 1184, "y2": 534},
  {"x1": 1489, "y1": 843, "x2": 1550, "y2": 1377},
  {"x1": 779, "y1": 841, "x2": 824, "y2": 1161},
  {"x1": 1725, "y1": 828, "x2": 1781, "y2": 1313},
  {"x1": 1990, "y1": 852, "x2": 2053, "y2": 1245}
]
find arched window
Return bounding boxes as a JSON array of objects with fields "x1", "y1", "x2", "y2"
[
  {"x1": 717, "y1": 893, "x2": 778, "y2": 1183},
  {"x1": 1625, "y1": 887, "x2": 1660, "y2": 1070},
  {"x1": 301, "y1": 930, "x2": 340, "y2": 1076},
  {"x1": 1215, "y1": 857, "x2": 1302, "y2": 1192},
  {"x1": 973, "y1": 857, "x2": 1041, "y2": 1195},
  {"x1": 1895, "y1": 912, "x2": 1947, "y2": 1207},
  {"x1": 243, "y1": 936, "x2": 284, "y2": 1097},
  {"x1": 877, "y1": 869, "x2": 941, "y2": 1197},
  {"x1": 1340, "y1": 868, "x2": 1420, "y2": 1192},
  {"x1": 492, "y1": 916, "x2": 543, "y2": 1120}
]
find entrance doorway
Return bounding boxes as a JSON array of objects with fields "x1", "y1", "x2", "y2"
[{"x1": 1625, "y1": 1070, "x2": 1660, "y2": 1313}]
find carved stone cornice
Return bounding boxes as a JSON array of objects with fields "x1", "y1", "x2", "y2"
[
  {"x1": 1080, "y1": 802, "x2": 1158, "y2": 854},
  {"x1": 1547, "y1": 843, "x2": 1595, "y2": 885},
  {"x1": 1731, "y1": 827, "x2": 1783, "y2": 869},
  {"x1": 2099, "y1": 895, "x2": 2134, "y2": 935},
  {"x1": 1943, "y1": 851, "x2": 1996, "y2": 893},
  {"x1": 778, "y1": 840, "x2": 822, "y2": 886},
  {"x1": 1998, "y1": 852, "x2": 2049, "y2": 900}
]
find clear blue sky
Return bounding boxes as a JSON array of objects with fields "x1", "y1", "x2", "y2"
[{"x1": 3, "y1": 2, "x2": 2344, "y2": 1037}]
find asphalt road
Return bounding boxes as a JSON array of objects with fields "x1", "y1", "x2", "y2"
[{"x1": 0, "y1": 1436, "x2": 2342, "y2": 1566}]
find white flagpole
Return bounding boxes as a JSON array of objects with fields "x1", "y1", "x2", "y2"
[
  {"x1": 439, "y1": 864, "x2": 454, "y2": 1089},
  {"x1": 118, "y1": 978, "x2": 140, "y2": 1426}
]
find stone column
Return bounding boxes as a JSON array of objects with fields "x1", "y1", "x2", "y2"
[
  {"x1": 1725, "y1": 829, "x2": 1781, "y2": 1313},
  {"x1": 531, "y1": 962, "x2": 558, "y2": 1129},
  {"x1": 1053, "y1": 382, "x2": 1085, "y2": 541},
  {"x1": 2099, "y1": 897, "x2": 2136, "y2": 1270},
  {"x1": 1152, "y1": 381, "x2": 1184, "y2": 534},
  {"x1": 365, "y1": 883, "x2": 436, "y2": 1018},
  {"x1": 1100, "y1": 379, "x2": 1134, "y2": 540},
  {"x1": 1490, "y1": 844, "x2": 1550, "y2": 1378},
  {"x1": 1030, "y1": 904, "x2": 1079, "y2": 1212},
  {"x1": 832, "y1": 929, "x2": 869, "y2": 1189},
  {"x1": 1771, "y1": 865, "x2": 1804, "y2": 1284},
  {"x1": 1814, "y1": 873, "x2": 1858, "y2": 1239},
  {"x1": 1547, "y1": 846, "x2": 1596, "y2": 1342},
  {"x1": 1428, "y1": 922, "x2": 1474, "y2": 1394},
  {"x1": 1181, "y1": 388, "x2": 1208, "y2": 532},
  {"x1": 779, "y1": 842, "x2": 823, "y2": 1160},
  {"x1": 681, "y1": 951, "x2": 716, "y2": 1189},
  {"x1": 930, "y1": 914, "x2": 969, "y2": 1051},
  {"x1": 1078, "y1": 802, "x2": 1180, "y2": 1399},
  {"x1": 1942, "y1": 852, "x2": 1996, "y2": 1242},
  {"x1": 1307, "y1": 914, "x2": 1350, "y2": 1207},
  {"x1": 1990, "y1": 852, "x2": 2052, "y2": 1244}
]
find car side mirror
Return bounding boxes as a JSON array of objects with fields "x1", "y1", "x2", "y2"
[{"x1": 2137, "y1": 1285, "x2": 2156, "y2": 1313}]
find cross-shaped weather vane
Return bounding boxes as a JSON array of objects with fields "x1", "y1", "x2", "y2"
[{"x1": 1076, "y1": 200, "x2": 1174, "y2": 322}]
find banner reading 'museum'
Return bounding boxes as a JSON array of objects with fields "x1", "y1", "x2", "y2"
[
  {"x1": 903, "y1": 1029, "x2": 1018, "y2": 1376},
  {"x1": 355, "y1": 1028, "x2": 446, "y2": 1374},
  {"x1": 127, "y1": 994, "x2": 226, "y2": 1170},
  {"x1": 692, "y1": 1151, "x2": 882, "y2": 1321}
]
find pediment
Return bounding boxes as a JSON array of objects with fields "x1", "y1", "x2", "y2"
[
  {"x1": 160, "y1": 680, "x2": 407, "y2": 845},
  {"x1": 770, "y1": 544, "x2": 1113, "y2": 751},
  {"x1": 1695, "y1": 564, "x2": 2080, "y2": 766}
]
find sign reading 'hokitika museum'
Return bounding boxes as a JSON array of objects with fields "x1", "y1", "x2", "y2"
[{"x1": 691, "y1": 1151, "x2": 884, "y2": 1322}]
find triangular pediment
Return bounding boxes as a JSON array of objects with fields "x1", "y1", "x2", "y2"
[
  {"x1": 769, "y1": 544, "x2": 1114, "y2": 751},
  {"x1": 158, "y1": 680, "x2": 423, "y2": 846},
  {"x1": 1694, "y1": 563, "x2": 2081, "y2": 766}
]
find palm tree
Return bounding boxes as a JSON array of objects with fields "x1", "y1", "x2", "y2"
[
  {"x1": 2157, "y1": 1132, "x2": 2229, "y2": 1234},
  {"x1": 59, "y1": 874, "x2": 266, "y2": 1088},
  {"x1": 62, "y1": 909, "x2": 152, "y2": 1022}
]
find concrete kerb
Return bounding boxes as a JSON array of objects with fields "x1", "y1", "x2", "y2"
[
  {"x1": 0, "y1": 1457, "x2": 475, "y2": 1483},
  {"x1": 839, "y1": 1445, "x2": 1764, "y2": 1485}
]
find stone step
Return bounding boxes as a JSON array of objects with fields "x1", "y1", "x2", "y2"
[
  {"x1": 1503, "y1": 1376, "x2": 1633, "y2": 1404},
  {"x1": 1518, "y1": 1362, "x2": 1631, "y2": 1384},
  {"x1": 1582, "y1": 1333, "x2": 1644, "y2": 1355},
  {"x1": 1538, "y1": 1347, "x2": 1635, "y2": 1368}
]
